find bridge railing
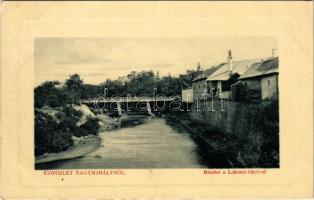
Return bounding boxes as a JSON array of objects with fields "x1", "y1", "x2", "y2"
[{"x1": 80, "y1": 96, "x2": 178, "y2": 103}]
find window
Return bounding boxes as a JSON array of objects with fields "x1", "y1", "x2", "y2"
[{"x1": 268, "y1": 80, "x2": 270, "y2": 86}]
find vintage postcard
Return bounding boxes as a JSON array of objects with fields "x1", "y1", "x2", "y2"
[{"x1": 1, "y1": 1, "x2": 313, "y2": 199}]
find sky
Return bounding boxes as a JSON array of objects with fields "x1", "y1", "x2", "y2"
[{"x1": 35, "y1": 36, "x2": 277, "y2": 85}]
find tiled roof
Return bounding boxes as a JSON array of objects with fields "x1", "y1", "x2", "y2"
[
  {"x1": 239, "y1": 57, "x2": 278, "y2": 80},
  {"x1": 207, "y1": 59, "x2": 261, "y2": 81}
]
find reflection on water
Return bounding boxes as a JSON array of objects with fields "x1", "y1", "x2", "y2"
[{"x1": 37, "y1": 115, "x2": 208, "y2": 169}]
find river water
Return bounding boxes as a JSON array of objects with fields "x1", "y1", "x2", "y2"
[{"x1": 39, "y1": 115, "x2": 209, "y2": 169}]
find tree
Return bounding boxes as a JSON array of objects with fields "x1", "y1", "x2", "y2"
[
  {"x1": 64, "y1": 74, "x2": 84, "y2": 103},
  {"x1": 65, "y1": 74, "x2": 83, "y2": 91},
  {"x1": 34, "y1": 74, "x2": 102, "y2": 156},
  {"x1": 157, "y1": 76, "x2": 181, "y2": 96},
  {"x1": 113, "y1": 70, "x2": 157, "y2": 96},
  {"x1": 226, "y1": 73, "x2": 240, "y2": 90},
  {"x1": 101, "y1": 79, "x2": 126, "y2": 97},
  {"x1": 178, "y1": 69, "x2": 200, "y2": 89},
  {"x1": 80, "y1": 84, "x2": 102, "y2": 99},
  {"x1": 34, "y1": 80, "x2": 69, "y2": 108},
  {"x1": 35, "y1": 110, "x2": 73, "y2": 156}
]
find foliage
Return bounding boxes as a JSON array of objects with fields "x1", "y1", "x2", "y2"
[
  {"x1": 35, "y1": 104, "x2": 101, "y2": 156},
  {"x1": 99, "y1": 70, "x2": 182, "y2": 97},
  {"x1": 77, "y1": 117, "x2": 100, "y2": 136},
  {"x1": 35, "y1": 74, "x2": 91, "y2": 108},
  {"x1": 34, "y1": 74, "x2": 102, "y2": 156},
  {"x1": 64, "y1": 74, "x2": 84, "y2": 103},
  {"x1": 34, "y1": 66, "x2": 203, "y2": 101},
  {"x1": 256, "y1": 101, "x2": 279, "y2": 166},
  {"x1": 173, "y1": 99, "x2": 279, "y2": 168},
  {"x1": 35, "y1": 62, "x2": 211, "y2": 101},
  {"x1": 98, "y1": 69, "x2": 200, "y2": 97},
  {"x1": 35, "y1": 81, "x2": 66, "y2": 108},
  {"x1": 80, "y1": 84, "x2": 103, "y2": 99},
  {"x1": 223, "y1": 72, "x2": 240, "y2": 91},
  {"x1": 34, "y1": 67, "x2": 204, "y2": 156},
  {"x1": 101, "y1": 78, "x2": 128, "y2": 97},
  {"x1": 35, "y1": 110, "x2": 73, "y2": 156},
  {"x1": 126, "y1": 70, "x2": 156, "y2": 96},
  {"x1": 65, "y1": 74, "x2": 83, "y2": 91},
  {"x1": 178, "y1": 69, "x2": 200, "y2": 89},
  {"x1": 58, "y1": 105, "x2": 83, "y2": 134},
  {"x1": 156, "y1": 76, "x2": 181, "y2": 96}
]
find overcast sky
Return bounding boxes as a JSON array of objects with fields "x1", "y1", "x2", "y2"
[{"x1": 35, "y1": 37, "x2": 277, "y2": 85}]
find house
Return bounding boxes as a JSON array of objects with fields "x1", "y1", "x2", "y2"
[
  {"x1": 192, "y1": 65, "x2": 222, "y2": 100},
  {"x1": 207, "y1": 50, "x2": 261, "y2": 99},
  {"x1": 237, "y1": 57, "x2": 279, "y2": 100}
]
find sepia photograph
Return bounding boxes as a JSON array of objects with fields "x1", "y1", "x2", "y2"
[
  {"x1": 2, "y1": 1, "x2": 313, "y2": 199},
  {"x1": 34, "y1": 37, "x2": 279, "y2": 170}
]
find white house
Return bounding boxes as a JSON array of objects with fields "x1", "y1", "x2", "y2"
[
  {"x1": 207, "y1": 50, "x2": 261, "y2": 99},
  {"x1": 238, "y1": 57, "x2": 279, "y2": 100}
]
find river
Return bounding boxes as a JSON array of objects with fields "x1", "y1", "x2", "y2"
[{"x1": 38, "y1": 115, "x2": 210, "y2": 169}]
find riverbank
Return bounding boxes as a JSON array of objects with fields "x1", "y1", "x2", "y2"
[
  {"x1": 35, "y1": 111, "x2": 125, "y2": 165},
  {"x1": 37, "y1": 115, "x2": 207, "y2": 169},
  {"x1": 35, "y1": 136, "x2": 101, "y2": 164},
  {"x1": 165, "y1": 100, "x2": 279, "y2": 168},
  {"x1": 165, "y1": 113, "x2": 233, "y2": 168}
]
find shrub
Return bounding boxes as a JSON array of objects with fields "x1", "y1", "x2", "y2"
[
  {"x1": 35, "y1": 110, "x2": 73, "y2": 156},
  {"x1": 34, "y1": 81, "x2": 80, "y2": 108},
  {"x1": 34, "y1": 105, "x2": 85, "y2": 156},
  {"x1": 78, "y1": 117, "x2": 100, "y2": 136}
]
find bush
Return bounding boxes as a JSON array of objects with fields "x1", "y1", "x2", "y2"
[
  {"x1": 77, "y1": 117, "x2": 100, "y2": 136},
  {"x1": 35, "y1": 110, "x2": 73, "y2": 156},
  {"x1": 34, "y1": 105, "x2": 86, "y2": 156},
  {"x1": 34, "y1": 75, "x2": 102, "y2": 156},
  {"x1": 34, "y1": 81, "x2": 80, "y2": 108},
  {"x1": 257, "y1": 100, "x2": 279, "y2": 167}
]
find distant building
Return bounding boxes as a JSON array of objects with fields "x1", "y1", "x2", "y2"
[
  {"x1": 192, "y1": 65, "x2": 222, "y2": 100},
  {"x1": 238, "y1": 57, "x2": 279, "y2": 100},
  {"x1": 207, "y1": 50, "x2": 261, "y2": 99}
]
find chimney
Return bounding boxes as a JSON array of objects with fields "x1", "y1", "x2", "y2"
[
  {"x1": 227, "y1": 49, "x2": 233, "y2": 72},
  {"x1": 272, "y1": 48, "x2": 277, "y2": 57}
]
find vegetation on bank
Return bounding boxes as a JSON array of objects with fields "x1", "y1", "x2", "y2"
[
  {"x1": 34, "y1": 64, "x2": 279, "y2": 168},
  {"x1": 62, "y1": 69, "x2": 201, "y2": 99},
  {"x1": 34, "y1": 75, "x2": 100, "y2": 156},
  {"x1": 166, "y1": 100, "x2": 279, "y2": 168},
  {"x1": 34, "y1": 66, "x2": 203, "y2": 156}
]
